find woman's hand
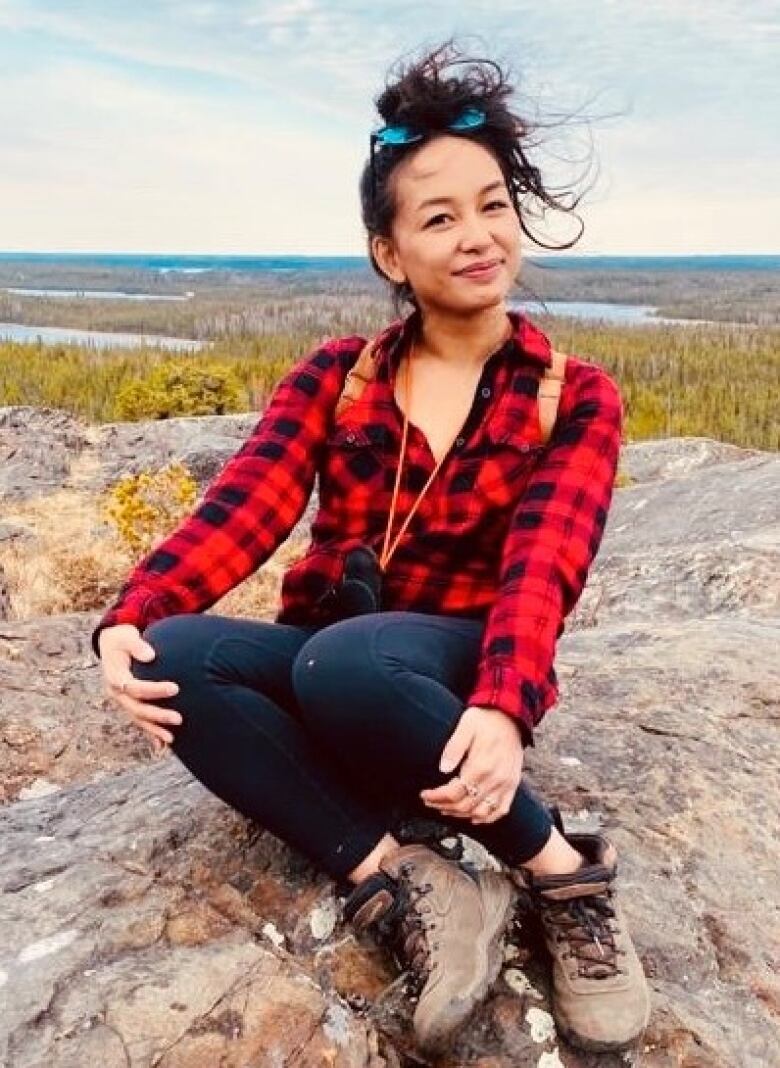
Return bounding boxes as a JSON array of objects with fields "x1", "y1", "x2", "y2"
[
  {"x1": 98, "y1": 624, "x2": 182, "y2": 754},
  {"x1": 420, "y1": 705, "x2": 524, "y2": 825}
]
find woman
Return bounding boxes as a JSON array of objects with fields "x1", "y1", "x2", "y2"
[{"x1": 92, "y1": 41, "x2": 651, "y2": 1056}]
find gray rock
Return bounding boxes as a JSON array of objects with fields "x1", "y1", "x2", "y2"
[
  {"x1": 82, "y1": 412, "x2": 262, "y2": 493},
  {"x1": 1, "y1": 426, "x2": 778, "y2": 1065},
  {"x1": 0, "y1": 407, "x2": 90, "y2": 501},
  {"x1": 620, "y1": 434, "x2": 761, "y2": 485},
  {"x1": 0, "y1": 761, "x2": 389, "y2": 1068}
]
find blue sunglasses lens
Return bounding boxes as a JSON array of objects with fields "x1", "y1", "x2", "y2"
[
  {"x1": 376, "y1": 124, "x2": 422, "y2": 145},
  {"x1": 449, "y1": 106, "x2": 486, "y2": 130},
  {"x1": 374, "y1": 107, "x2": 486, "y2": 146}
]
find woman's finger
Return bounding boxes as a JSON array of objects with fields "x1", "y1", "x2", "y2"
[
  {"x1": 428, "y1": 787, "x2": 494, "y2": 818},
  {"x1": 108, "y1": 677, "x2": 179, "y2": 702},
  {"x1": 469, "y1": 793, "x2": 512, "y2": 824},
  {"x1": 113, "y1": 686, "x2": 182, "y2": 725},
  {"x1": 126, "y1": 698, "x2": 183, "y2": 728},
  {"x1": 420, "y1": 774, "x2": 474, "y2": 806},
  {"x1": 429, "y1": 774, "x2": 511, "y2": 817},
  {"x1": 131, "y1": 717, "x2": 176, "y2": 746}
]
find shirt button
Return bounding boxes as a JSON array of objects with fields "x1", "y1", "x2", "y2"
[
  {"x1": 345, "y1": 433, "x2": 355, "y2": 444},
  {"x1": 520, "y1": 442, "x2": 530, "y2": 452},
  {"x1": 481, "y1": 386, "x2": 491, "y2": 399},
  {"x1": 455, "y1": 436, "x2": 465, "y2": 448}
]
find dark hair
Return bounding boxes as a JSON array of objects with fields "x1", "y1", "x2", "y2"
[{"x1": 359, "y1": 37, "x2": 597, "y2": 314}]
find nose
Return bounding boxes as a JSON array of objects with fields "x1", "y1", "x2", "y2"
[{"x1": 458, "y1": 209, "x2": 494, "y2": 250}]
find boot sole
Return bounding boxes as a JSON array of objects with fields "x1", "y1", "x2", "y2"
[
  {"x1": 555, "y1": 1015, "x2": 649, "y2": 1054},
  {"x1": 415, "y1": 875, "x2": 517, "y2": 1055}
]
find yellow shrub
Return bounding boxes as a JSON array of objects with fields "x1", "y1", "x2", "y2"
[
  {"x1": 114, "y1": 359, "x2": 243, "y2": 420},
  {"x1": 101, "y1": 462, "x2": 198, "y2": 556}
]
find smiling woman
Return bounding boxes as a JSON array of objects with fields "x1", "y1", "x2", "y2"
[
  {"x1": 91, "y1": 36, "x2": 649, "y2": 1059},
  {"x1": 360, "y1": 40, "x2": 589, "y2": 317}
]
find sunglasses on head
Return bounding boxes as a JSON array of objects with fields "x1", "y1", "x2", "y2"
[{"x1": 369, "y1": 105, "x2": 487, "y2": 200}]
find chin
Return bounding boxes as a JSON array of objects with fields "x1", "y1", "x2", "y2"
[
  {"x1": 421, "y1": 283, "x2": 509, "y2": 318},
  {"x1": 462, "y1": 289, "x2": 508, "y2": 312}
]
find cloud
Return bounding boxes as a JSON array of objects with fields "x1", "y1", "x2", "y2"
[
  {"x1": 0, "y1": 0, "x2": 777, "y2": 252},
  {"x1": 0, "y1": 59, "x2": 366, "y2": 252}
]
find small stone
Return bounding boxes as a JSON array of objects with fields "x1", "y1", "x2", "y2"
[
  {"x1": 538, "y1": 1050, "x2": 565, "y2": 1068},
  {"x1": 526, "y1": 1006, "x2": 557, "y2": 1044},
  {"x1": 309, "y1": 897, "x2": 338, "y2": 941},
  {"x1": 504, "y1": 968, "x2": 544, "y2": 1000},
  {"x1": 262, "y1": 921, "x2": 286, "y2": 949}
]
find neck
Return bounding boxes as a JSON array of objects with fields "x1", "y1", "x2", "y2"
[{"x1": 413, "y1": 303, "x2": 512, "y2": 369}]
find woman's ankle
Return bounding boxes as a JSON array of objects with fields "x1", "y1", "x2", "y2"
[
  {"x1": 518, "y1": 825, "x2": 586, "y2": 878},
  {"x1": 346, "y1": 833, "x2": 401, "y2": 885}
]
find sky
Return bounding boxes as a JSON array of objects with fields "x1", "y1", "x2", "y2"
[{"x1": 0, "y1": 1, "x2": 778, "y2": 256}]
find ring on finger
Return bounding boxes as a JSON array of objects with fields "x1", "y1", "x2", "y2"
[
  {"x1": 455, "y1": 776, "x2": 479, "y2": 799},
  {"x1": 481, "y1": 795, "x2": 498, "y2": 811}
]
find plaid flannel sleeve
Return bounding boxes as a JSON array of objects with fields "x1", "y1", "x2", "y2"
[
  {"x1": 90, "y1": 341, "x2": 346, "y2": 658},
  {"x1": 466, "y1": 363, "x2": 624, "y2": 745}
]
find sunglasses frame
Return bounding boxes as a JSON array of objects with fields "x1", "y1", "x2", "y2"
[{"x1": 369, "y1": 106, "x2": 487, "y2": 202}]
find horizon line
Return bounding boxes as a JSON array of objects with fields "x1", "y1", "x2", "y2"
[{"x1": 1, "y1": 250, "x2": 778, "y2": 260}]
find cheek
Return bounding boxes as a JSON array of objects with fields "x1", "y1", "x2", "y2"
[
  {"x1": 405, "y1": 237, "x2": 457, "y2": 285},
  {"x1": 499, "y1": 215, "x2": 522, "y2": 250}
]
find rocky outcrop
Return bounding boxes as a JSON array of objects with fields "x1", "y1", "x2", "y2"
[
  {"x1": 0, "y1": 405, "x2": 266, "y2": 500},
  {"x1": 1, "y1": 411, "x2": 778, "y2": 1066},
  {"x1": 1, "y1": 760, "x2": 394, "y2": 1068},
  {"x1": 0, "y1": 407, "x2": 90, "y2": 502}
]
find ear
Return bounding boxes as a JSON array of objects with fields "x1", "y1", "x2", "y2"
[{"x1": 370, "y1": 233, "x2": 406, "y2": 286}]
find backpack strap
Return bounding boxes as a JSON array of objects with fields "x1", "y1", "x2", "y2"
[
  {"x1": 334, "y1": 334, "x2": 568, "y2": 445},
  {"x1": 333, "y1": 333, "x2": 384, "y2": 422},
  {"x1": 538, "y1": 348, "x2": 567, "y2": 445}
]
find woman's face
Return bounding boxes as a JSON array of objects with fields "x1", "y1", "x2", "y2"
[{"x1": 371, "y1": 134, "x2": 521, "y2": 316}]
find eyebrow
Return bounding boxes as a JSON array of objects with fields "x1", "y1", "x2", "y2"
[{"x1": 415, "y1": 180, "x2": 506, "y2": 213}]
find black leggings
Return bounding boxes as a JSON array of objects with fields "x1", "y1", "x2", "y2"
[{"x1": 133, "y1": 611, "x2": 554, "y2": 882}]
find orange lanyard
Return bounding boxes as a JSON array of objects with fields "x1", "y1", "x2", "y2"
[{"x1": 379, "y1": 340, "x2": 460, "y2": 574}]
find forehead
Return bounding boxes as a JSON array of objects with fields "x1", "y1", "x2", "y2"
[{"x1": 393, "y1": 136, "x2": 505, "y2": 213}]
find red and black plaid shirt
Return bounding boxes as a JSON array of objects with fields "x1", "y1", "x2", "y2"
[{"x1": 91, "y1": 307, "x2": 623, "y2": 744}]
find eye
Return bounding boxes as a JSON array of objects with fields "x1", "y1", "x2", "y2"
[{"x1": 423, "y1": 201, "x2": 508, "y2": 228}]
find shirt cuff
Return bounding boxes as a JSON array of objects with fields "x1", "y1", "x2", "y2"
[
  {"x1": 466, "y1": 657, "x2": 543, "y2": 748},
  {"x1": 90, "y1": 589, "x2": 167, "y2": 659}
]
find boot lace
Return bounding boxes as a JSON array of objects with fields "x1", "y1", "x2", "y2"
[
  {"x1": 544, "y1": 888, "x2": 624, "y2": 980},
  {"x1": 376, "y1": 861, "x2": 436, "y2": 997}
]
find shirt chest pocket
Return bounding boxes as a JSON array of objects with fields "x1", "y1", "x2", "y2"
[
  {"x1": 321, "y1": 422, "x2": 392, "y2": 502},
  {"x1": 458, "y1": 424, "x2": 547, "y2": 510}
]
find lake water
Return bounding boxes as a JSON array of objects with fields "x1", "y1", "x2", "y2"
[
  {"x1": 0, "y1": 322, "x2": 201, "y2": 351},
  {"x1": 3, "y1": 287, "x2": 194, "y2": 301},
  {"x1": 0, "y1": 300, "x2": 736, "y2": 351},
  {"x1": 0, "y1": 296, "x2": 739, "y2": 354},
  {"x1": 509, "y1": 300, "x2": 720, "y2": 326}
]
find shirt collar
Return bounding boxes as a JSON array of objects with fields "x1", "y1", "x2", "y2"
[{"x1": 379, "y1": 305, "x2": 553, "y2": 373}]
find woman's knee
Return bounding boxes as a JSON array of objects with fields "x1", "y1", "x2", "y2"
[
  {"x1": 291, "y1": 618, "x2": 381, "y2": 730},
  {"x1": 134, "y1": 614, "x2": 210, "y2": 685}
]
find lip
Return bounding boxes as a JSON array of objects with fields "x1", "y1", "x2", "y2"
[{"x1": 455, "y1": 259, "x2": 503, "y2": 278}]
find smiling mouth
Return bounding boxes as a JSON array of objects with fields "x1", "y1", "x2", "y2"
[{"x1": 456, "y1": 260, "x2": 503, "y2": 276}]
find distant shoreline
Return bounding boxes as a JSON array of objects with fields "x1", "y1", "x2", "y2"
[{"x1": 0, "y1": 252, "x2": 778, "y2": 273}]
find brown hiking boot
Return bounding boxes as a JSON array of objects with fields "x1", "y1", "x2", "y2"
[
  {"x1": 342, "y1": 842, "x2": 516, "y2": 1055},
  {"x1": 514, "y1": 832, "x2": 651, "y2": 1052}
]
